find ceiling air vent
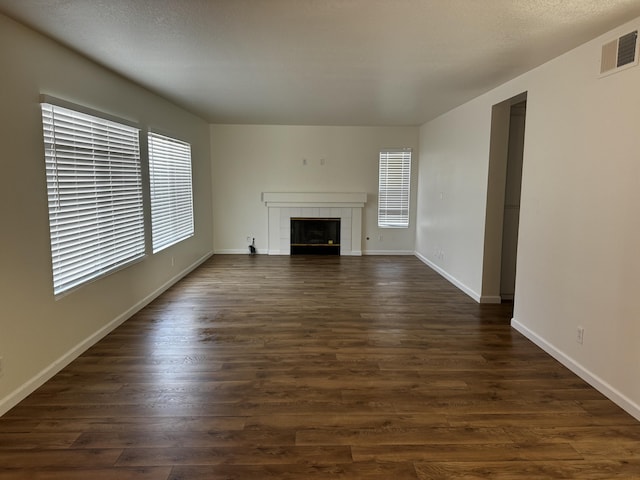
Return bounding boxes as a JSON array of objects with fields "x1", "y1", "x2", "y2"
[{"x1": 600, "y1": 30, "x2": 638, "y2": 76}]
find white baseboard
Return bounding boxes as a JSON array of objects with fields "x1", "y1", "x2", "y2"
[
  {"x1": 0, "y1": 251, "x2": 213, "y2": 417},
  {"x1": 414, "y1": 251, "x2": 483, "y2": 303},
  {"x1": 214, "y1": 249, "x2": 255, "y2": 254},
  {"x1": 512, "y1": 318, "x2": 640, "y2": 422},
  {"x1": 480, "y1": 295, "x2": 502, "y2": 304},
  {"x1": 363, "y1": 250, "x2": 414, "y2": 255}
]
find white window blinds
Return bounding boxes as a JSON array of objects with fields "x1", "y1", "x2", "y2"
[
  {"x1": 41, "y1": 103, "x2": 145, "y2": 295},
  {"x1": 378, "y1": 148, "x2": 412, "y2": 228},
  {"x1": 148, "y1": 132, "x2": 194, "y2": 253}
]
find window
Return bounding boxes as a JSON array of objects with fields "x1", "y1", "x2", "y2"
[
  {"x1": 378, "y1": 148, "x2": 412, "y2": 228},
  {"x1": 41, "y1": 102, "x2": 144, "y2": 295},
  {"x1": 148, "y1": 132, "x2": 194, "y2": 253}
]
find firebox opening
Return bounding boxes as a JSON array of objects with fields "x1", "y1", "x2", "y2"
[{"x1": 290, "y1": 218, "x2": 340, "y2": 255}]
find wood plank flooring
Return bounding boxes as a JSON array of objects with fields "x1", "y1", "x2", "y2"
[{"x1": 1, "y1": 255, "x2": 639, "y2": 479}]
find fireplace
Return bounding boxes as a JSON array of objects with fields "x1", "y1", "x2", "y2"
[
  {"x1": 290, "y1": 218, "x2": 340, "y2": 255},
  {"x1": 262, "y1": 192, "x2": 367, "y2": 255}
]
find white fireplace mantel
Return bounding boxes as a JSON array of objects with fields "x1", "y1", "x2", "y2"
[
  {"x1": 262, "y1": 192, "x2": 367, "y2": 256},
  {"x1": 262, "y1": 192, "x2": 367, "y2": 208}
]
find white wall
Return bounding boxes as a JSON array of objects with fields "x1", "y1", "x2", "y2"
[
  {"x1": 0, "y1": 14, "x2": 213, "y2": 415},
  {"x1": 211, "y1": 125, "x2": 418, "y2": 255},
  {"x1": 415, "y1": 103, "x2": 494, "y2": 301},
  {"x1": 417, "y1": 17, "x2": 640, "y2": 419}
]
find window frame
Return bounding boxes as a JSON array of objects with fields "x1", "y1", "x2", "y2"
[
  {"x1": 147, "y1": 131, "x2": 195, "y2": 254},
  {"x1": 40, "y1": 96, "x2": 146, "y2": 296},
  {"x1": 378, "y1": 147, "x2": 412, "y2": 228}
]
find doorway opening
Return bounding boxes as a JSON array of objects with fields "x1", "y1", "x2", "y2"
[
  {"x1": 482, "y1": 92, "x2": 527, "y2": 305},
  {"x1": 500, "y1": 101, "x2": 526, "y2": 301}
]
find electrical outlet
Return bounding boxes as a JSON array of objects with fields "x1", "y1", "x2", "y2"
[
  {"x1": 246, "y1": 236, "x2": 252, "y2": 243},
  {"x1": 577, "y1": 326, "x2": 584, "y2": 345}
]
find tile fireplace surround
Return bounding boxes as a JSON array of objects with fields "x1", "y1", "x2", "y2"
[{"x1": 262, "y1": 192, "x2": 367, "y2": 255}]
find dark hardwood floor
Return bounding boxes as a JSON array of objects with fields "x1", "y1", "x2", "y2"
[{"x1": 1, "y1": 255, "x2": 639, "y2": 479}]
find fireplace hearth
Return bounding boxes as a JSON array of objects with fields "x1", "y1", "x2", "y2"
[{"x1": 290, "y1": 218, "x2": 340, "y2": 255}]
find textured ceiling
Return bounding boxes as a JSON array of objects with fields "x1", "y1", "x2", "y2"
[{"x1": 2, "y1": 0, "x2": 640, "y2": 125}]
